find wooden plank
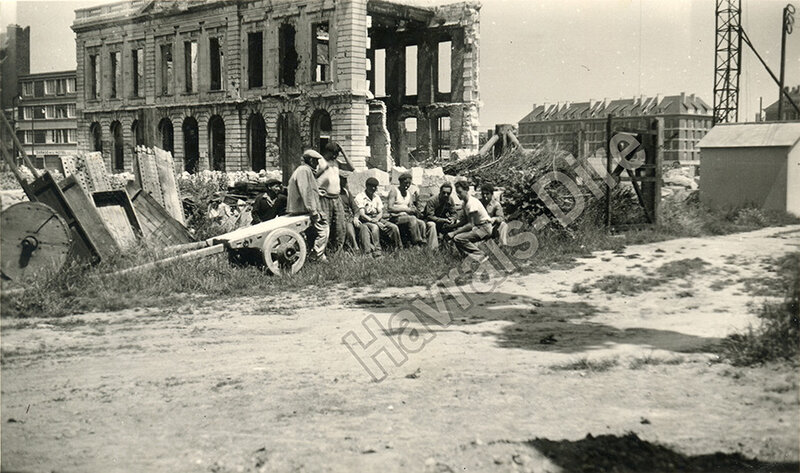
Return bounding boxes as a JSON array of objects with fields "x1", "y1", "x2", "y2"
[
  {"x1": 84, "y1": 152, "x2": 111, "y2": 192},
  {"x1": 136, "y1": 146, "x2": 164, "y2": 207},
  {"x1": 153, "y1": 147, "x2": 185, "y2": 224},
  {"x1": 60, "y1": 155, "x2": 93, "y2": 192},
  {"x1": 112, "y1": 243, "x2": 225, "y2": 277},
  {"x1": 93, "y1": 190, "x2": 143, "y2": 249},
  {"x1": 96, "y1": 206, "x2": 138, "y2": 249},
  {"x1": 59, "y1": 177, "x2": 120, "y2": 259},
  {"x1": 28, "y1": 173, "x2": 117, "y2": 263},
  {"x1": 126, "y1": 183, "x2": 194, "y2": 246}
]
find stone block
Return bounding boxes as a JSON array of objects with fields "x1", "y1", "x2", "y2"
[{"x1": 347, "y1": 167, "x2": 390, "y2": 196}]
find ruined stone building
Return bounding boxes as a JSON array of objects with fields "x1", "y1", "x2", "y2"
[
  {"x1": 71, "y1": 0, "x2": 480, "y2": 181},
  {"x1": 518, "y1": 93, "x2": 712, "y2": 162}
]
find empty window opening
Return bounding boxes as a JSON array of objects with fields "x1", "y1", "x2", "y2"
[
  {"x1": 34, "y1": 80, "x2": 44, "y2": 97},
  {"x1": 279, "y1": 24, "x2": 298, "y2": 87},
  {"x1": 158, "y1": 118, "x2": 174, "y2": 154},
  {"x1": 88, "y1": 55, "x2": 98, "y2": 99},
  {"x1": 110, "y1": 51, "x2": 121, "y2": 98},
  {"x1": 405, "y1": 45, "x2": 418, "y2": 96},
  {"x1": 132, "y1": 48, "x2": 144, "y2": 97},
  {"x1": 247, "y1": 32, "x2": 263, "y2": 88},
  {"x1": 312, "y1": 22, "x2": 330, "y2": 82},
  {"x1": 111, "y1": 121, "x2": 124, "y2": 171},
  {"x1": 208, "y1": 115, "x2": 226, "y2": 171},
  {"x1": 160, "y1": 44, "x2": 173, "y2": 95},
  {"x1": 182, "y1": 117, "x2": 199, "y2": 173},
  {"x1": 184, "y1": 40, "x2": 198, "y2": 93},
  {"x1": 434, "y1": 115, "x2": 450, "y2": 159},
  {"x1": 311, "y1": 110, "x2": 332, "y2": 152},
  {"x1": 248, "y1": 113, "x2": 267, "y2": 172},
  {"x1": 210, "y1": 37, "x2": 223, "y2": 90},
  {"x1": 374, "y1": 48, "x2": 386, "y2": 97},
  {"x1": 404, "y1": 117, "x2": 418, "y2": 155},
  {"x1": 438, "y1": 41, "x2": 451, "y2": 94},
  {"x1": 90, "y1": 122, "x2": 102, "y2": 152},
  {"x1": 131, "y1": 120, "x2": 144, "y2": 146}
]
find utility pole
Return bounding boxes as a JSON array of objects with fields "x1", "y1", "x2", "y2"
[{"x1": 778, "y1": 4, "x2": 795, "y2": 121}]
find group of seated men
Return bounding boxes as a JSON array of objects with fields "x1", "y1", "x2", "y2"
[{"x1": 251, "y1": 143, "x2": 508, "y2": 263}]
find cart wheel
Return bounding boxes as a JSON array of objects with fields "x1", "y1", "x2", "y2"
[{"x1": 261, "y1": 228, "x2": 307, "y2": 275}]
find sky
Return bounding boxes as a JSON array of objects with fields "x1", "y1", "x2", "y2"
[{"x1": 1, "y1": 0, "x2": 798, "y2": 126}]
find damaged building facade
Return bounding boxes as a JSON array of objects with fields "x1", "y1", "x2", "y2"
[{"x1": 72, "y1": 0, "x2": 480, "y2": 180}]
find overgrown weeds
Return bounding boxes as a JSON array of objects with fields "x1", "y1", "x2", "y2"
[{"x1": 720, "y1": 252, "x2": 800, "y2": 366}]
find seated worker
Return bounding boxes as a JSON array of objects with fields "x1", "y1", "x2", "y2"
[
  {"x1": 424, "y1": 182, "x2": 458, "y2": 236},
  {"x1": 287, "y1": 149, "x2": 328, "y2": 262},
  {"x1": 251, "y1": 178, "x2": 287, "y2": 224},
  {"x1": 339, "y1": 175, "x2": 359, "y2": 253},
  {"x1": 446, "y1": 180, "x2": 492, "y2": 262},
  {"x1": 354, "y1": 177, "x2": 401, "y2": 257},
  {"x1": 478, "y1": 183, "x2": 509, "y2": 246},
  {"x1": 387, "y1": 172, "x2": 438, "y2": 249}
]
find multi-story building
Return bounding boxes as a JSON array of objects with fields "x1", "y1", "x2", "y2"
[
  {"x1": 0, "y1": 24, "x2": 31, "y2": 163},
  {"x1": 518, "y1": 93, "x2": 713, "y2": 162},
  {"x1": 72, "y1": 0, "x2": 481, "y2": 180},
  {"x1": 764, "y1": 85, "x2": 800, "y2": 122},
  {"x1": 14, "y1": 70, "x2": 79, "y2": 169}
]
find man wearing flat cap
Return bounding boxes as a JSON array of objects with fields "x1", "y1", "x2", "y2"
[
  {"x1": 287, "y1": 149, "x2": 329, "y2": 262},
  {"x1": 251, "y1": 178, "x2": 287, "y2": 224}
]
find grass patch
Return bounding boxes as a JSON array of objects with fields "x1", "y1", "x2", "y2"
[
  {"x1": 1, "y1": 193, "x2": 797, "y2": 318},
  {"x1": 719, "y1": 253, "x2": 799, "y2": 366},
  {"x1": 551, "y1": 357, "x2": 619, "y2": 372},
  {"x1": 588, "y1": 257, "x2": 711, "y2": 296},
  {"x1": 628, "y1": 355, "x2": 685, "y2": 369}
]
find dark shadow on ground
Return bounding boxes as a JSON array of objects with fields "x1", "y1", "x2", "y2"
[
  {"x1": 514, "y1": 432, "x2": 799, "y2": 473},
  {"x1": 349, "y1": 292, "x2": 721, "y2": 355}
]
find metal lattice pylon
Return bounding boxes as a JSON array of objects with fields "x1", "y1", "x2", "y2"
[{"x1": 714, "y1": 0, "x2": 743, "y2": 124}]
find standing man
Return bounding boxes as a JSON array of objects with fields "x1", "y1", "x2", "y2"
[
  {"x1": 339, "y1": 175, "x2": 360, "y2": 253},
  {"x1": 478, "y1": 183, "x2": 509, "y2": 245},
  {"x1": 447, "y1": 180, "x2": 492, "y2": 262},
  {"x1": 287, "y1": 149, "x2": 329, "y2": 262},
  {"x1": 387, "y1": 172, "x2": 438, "y2": 248},
  {"x1": 251, "y1": 178, "x2": 287, "y2": 224},
  {"x1": 316, "y1": 141, "x2": 355, "y2": 254}
]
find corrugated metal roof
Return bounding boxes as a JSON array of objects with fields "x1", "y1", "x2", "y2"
[{"x1": 697, "y1": 122, "x2": 800, "y2": 148}]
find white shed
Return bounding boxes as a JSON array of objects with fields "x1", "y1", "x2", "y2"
[{"x1": 697, "y1": 122, "x2": 800, "y2": 216}]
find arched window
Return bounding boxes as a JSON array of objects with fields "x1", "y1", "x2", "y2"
[
  {"x1": 182, "y1": 117, "x2": 199, "y2": 173},
  {"x1": 158, "y1": 118, "x2": 174, "y2": 154},
  {"x1": 131, "y1": 119, "x2": 144, "y2": 147},
  {"x1": 89, "y1": 121, "x2": 102, "y2": 152},
  {"x1": 310, "y1": 109, "x2": 332, "y2": 152},
  {"x1": 247, "y1": 113, "x2": 267, "y2": 171},
  {"x1": 110, "y1": 121, "x2": 124, "y2": 171},
  {"x1": 208, "y1": 115, "x2": 225, "y2": 171}
]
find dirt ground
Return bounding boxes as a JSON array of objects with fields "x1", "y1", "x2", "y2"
[{"x1": 2, "y1": 226, "x2": 799, "y2": 472}]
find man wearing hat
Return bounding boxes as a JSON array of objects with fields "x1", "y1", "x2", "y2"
[
  {"x1": 316, "y1": 141, "x2": 355, "y2": 254},
  {"x1": 287, "y1": 149, "x2": 329, "y2": 262},
  {"x1": 251, "y1": 178, "x2": 287, "y2": 224}
]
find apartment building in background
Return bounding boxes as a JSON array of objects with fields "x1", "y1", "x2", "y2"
[
  {"x1": 764, "y1": 85, "x2": 800, "y2": 122},
  {"x1": 15, "y1": 70, "x2": 79, "y2": 169},
  {"x1": 518, "y1": 93, "x2": 713, "y2": 162},
  {"x1": 72, "y1": 0, "x2": 481, "y2": 179}
]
